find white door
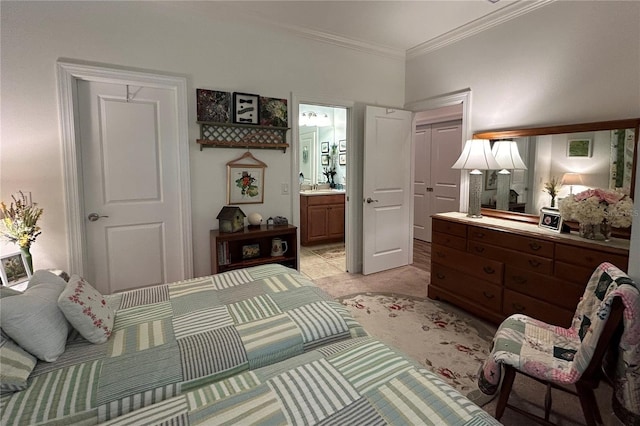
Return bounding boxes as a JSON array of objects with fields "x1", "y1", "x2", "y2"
[
  {"x1": 363, "y1": 106, "x2": 413, "y2": 275},
  {"x1": 77, "y1": 80, "x2": 186, "y2": 294},
  {"x1": 413, "y1": 121, "x2": 462, "y2": 242},
  {"x1": 299, "y1": 127, "x2": 317, "y2": 184}
]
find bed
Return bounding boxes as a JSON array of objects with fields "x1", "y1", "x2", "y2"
[{"x1": 1, "y1": 264, "x2": 500, "y2": 425}]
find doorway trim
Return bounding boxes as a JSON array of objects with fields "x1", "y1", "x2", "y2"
[
  {"x1": 291, "y1": 94, "x2": 355, "y2": 272},
  {"x1": 56, "y1": 61, "x2": 193, "y2": 278},
  {"x1": 405, "y1": 89, "x2": 472, "y2": 212}
]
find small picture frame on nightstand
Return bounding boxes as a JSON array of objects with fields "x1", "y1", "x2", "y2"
[
  {"x1": 539, "y1": 207, "x2": 563, "y2": 232},
  {"x1": 242, "y1": 243, "x2": 260, "y2": 259}
]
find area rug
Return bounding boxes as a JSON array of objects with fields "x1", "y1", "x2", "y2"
[
  {"x1": 310, "y1": 244, "x2": 345, "y2": 260},
  {"x1": 338, "y1": 292, "x2": 498, "y2": 406}
]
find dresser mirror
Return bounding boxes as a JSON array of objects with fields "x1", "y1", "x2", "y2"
[{"x1": 473, "y1": 118, "x2": 640, "y2": 226}]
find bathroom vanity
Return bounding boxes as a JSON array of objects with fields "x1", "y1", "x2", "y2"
[{"x1": 300, "y1": 191, "x2": 345, "y2": 246}]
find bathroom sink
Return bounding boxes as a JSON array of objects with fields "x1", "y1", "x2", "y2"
[{"x1": 300, "y1": 189, "x2": 345, "y2": 196}]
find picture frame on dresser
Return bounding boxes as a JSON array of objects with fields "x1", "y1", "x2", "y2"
[
  {"x1": 0, "y1": 251, "x2": 31, "y2": 287},
  {"x1": 538, "y1": 207, "x2": 563, "y2": 232}
]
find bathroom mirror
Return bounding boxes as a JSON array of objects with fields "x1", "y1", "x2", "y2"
[{"x1": 473, "y1": 118, "x2": 640, "y2": 224}]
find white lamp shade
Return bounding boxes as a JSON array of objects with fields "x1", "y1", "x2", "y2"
[
  {"x1": 561, "y1": 172, "x2": 584, "y2": 186},
  {"x1": 491, "y1": 140, "x2": 527, "y2": 170},
  {"x1": 452, "y1": 139, "x2": 501, "y2": 171}
]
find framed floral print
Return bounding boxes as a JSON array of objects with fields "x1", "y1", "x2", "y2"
[
  {"x1": 0, "y1": 251, "x2": 31, "y2": 287},
  {"x1": 226, "y1": 152, "x2": 267, "y2": 204}
]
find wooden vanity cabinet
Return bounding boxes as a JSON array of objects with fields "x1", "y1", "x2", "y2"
[
  {"x1": 429, "y1": 213, "x2": 630, "y2": 326},
  {"x1": 300, "y1": 194, "x2": 345, "y2": 246}
]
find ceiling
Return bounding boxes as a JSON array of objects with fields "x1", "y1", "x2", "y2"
[{"x1": 194, "y1": 1, "x2": 552, "y2": 58}]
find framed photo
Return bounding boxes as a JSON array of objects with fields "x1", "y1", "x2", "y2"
[
  {"x1": 321, "y1": 141, "x2": 329, "y2": 153},
  {"x1": 196, "y1": 89, "x2": 231, "y2": 123},
  {"x1": 321, "y1": 154, "x2": 330, "y2": 166},
  {"x1": 242, "y1": 244, "x2": 260, "y2": 260},
  {"x1": 0, "y1": 251, "x2": 31, "y2": 287},
  {"x1": 339, "y1": 153, "x2": 346, "y2": 165},
  {"x1": 259, "y1": 96, "x2": 288, "y2": 127},
  {"x1": 227, "y1": 152, "x2": 267, "y2": 204},
  {"x1": 539, "y1": 207, "x2": 563, "y2": 232},
  {"x1": 232, "y1": 92, "x2": 260, "y2": 125},
  {"x1": 567, "y1": 139, "x2": 592, "y2": 158},
  {"x1": 339, "y1": 139, "x2": 347, "y2": 152},
  {"x1": 484, "y1": 170, "x2": 498, "y2": 190}
]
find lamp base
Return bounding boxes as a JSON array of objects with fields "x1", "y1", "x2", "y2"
[{"x1": 467, "y1": 170, "x2": 483, "y2": 218}]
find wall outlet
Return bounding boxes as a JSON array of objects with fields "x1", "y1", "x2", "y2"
[{"x1": 281, "y1": 183, "x2": 289, "y2": 195}]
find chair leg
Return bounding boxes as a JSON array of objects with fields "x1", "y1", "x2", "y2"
[
  {"x1": 495, "y1": 365, "x2": 516, "y2": 420},
  {"x1": 576, "y1": 382, "x2": 602, "y2": 426}
]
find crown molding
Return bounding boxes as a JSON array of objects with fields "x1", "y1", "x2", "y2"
[{"x1": 406, "y1": 0, "x2": 555, "y2": 60}]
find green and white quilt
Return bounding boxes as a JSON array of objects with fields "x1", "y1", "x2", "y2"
[{"x1": 1, "y1": 265, "x2": 365, "y2": 425}]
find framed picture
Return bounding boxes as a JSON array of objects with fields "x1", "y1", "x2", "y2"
[
  {"x1": 321, "y1": 141, "x2": 329, "y2": 153},
  {"x1": 227, "y1": 152, "x2": 267, "y2": 204},
  {"x1": 242, "y1": 243, "x2": 260, "y2": 259},
  {"x1": 232, "y1": 92, "x2": 260, "y2": 125},
  {"x1": 539, "y1": 207, "x2": 563, "y2": 232},
  {"x1": 567, "y1": 139, "x2": 592, "y2": 157},
  {"x1": 0, "y1": 251, "x2": 31, "y2": 287},
  {"x1": 339, "y1": 153, "x2": 346, "y2": 165},
  {"x1": 485, "y1": 170, "x2": 498, "y2": 190},
  {"x1": 321, "y1": 154, "x2": 330, "y2": 166},
  {"x1": 259, "y1": 96, "x2": 288, "y2": 127},
  {"x1": 339, "y1": 139, "x2": 346, "y2": 152},
  {"x1": 196, "y1": 89, "x2": 231, "y2": 123}
]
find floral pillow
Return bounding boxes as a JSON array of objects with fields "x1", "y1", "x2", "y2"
[{"x1": 58, "y1": 275, "x2": 114, "y2": 344}]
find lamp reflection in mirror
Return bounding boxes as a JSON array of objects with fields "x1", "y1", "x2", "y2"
[
  {"x1": 299, "y1": 111, "x2": 331, "y2": 127},
  {"x1": 452, "y1": 139, "x2": 501, "y2": 218},
  {"x1": 561, "y1": 172, "x2": 584, "y2": 195},
  {"x1": 491, "y1": 140, "x2": 527, "y2": 211}
]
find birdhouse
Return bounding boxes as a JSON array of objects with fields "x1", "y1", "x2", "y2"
[
  {"x1": 509, "y1": 189, "x2": 519, "y2": 204},
  {"x1": 216, "y1": 206, "x2": 246, "y2": 233}
]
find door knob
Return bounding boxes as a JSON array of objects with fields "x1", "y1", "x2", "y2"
[
  {"x1": 366, "y1": 197, "x2": 379, "y2": 204},
  {"x1": 426, "y1": 187, "x2": 434, "y2": 192},
  {"x1": 88, "y1": 213, "x2": 109, "y2": 222}
]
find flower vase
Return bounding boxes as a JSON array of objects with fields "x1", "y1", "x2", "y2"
[
  {"x1": 550, "y1": 197, "x2": 556, "y2": 208},
  {"x1": 579, "y1": 223, "x2": 597, "y2": 240},
  {"x1": 600, "y1": 221, "x2": 612, "y2": 241},
  {"x1": 20, "y1": 246, "x2": 33, "y2": 274}
]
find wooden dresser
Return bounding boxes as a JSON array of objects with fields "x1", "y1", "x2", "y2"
[{"x1": 429, "y1": 212, "x2": 630, "y2": 327}]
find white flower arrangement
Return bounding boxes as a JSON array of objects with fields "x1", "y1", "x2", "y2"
[{"x1": 559, "y1": 188, "x2": 634, "y2": 228}]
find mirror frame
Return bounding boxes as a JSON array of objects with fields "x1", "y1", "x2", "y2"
[{"x1": 473, "y1": 118, "x2": 640, "y2": 225}]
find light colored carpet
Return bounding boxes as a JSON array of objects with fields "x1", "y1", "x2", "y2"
[{"x1": 312, "y1": 265, "x2": 622, "y2": 426}]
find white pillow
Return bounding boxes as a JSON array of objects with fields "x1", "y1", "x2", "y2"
[
  {"x1": 0, "y1": 282, "x2": 71, "y2": 362},
  {"x1": 58, "y1": 275, "x2": 114, "y2": 344},
  {"x1": 0, "y1": 331, "x2": 37, "y2": 394},
  {"x1": 27, "y1": 269, "x2": 67, "y2": 289}
]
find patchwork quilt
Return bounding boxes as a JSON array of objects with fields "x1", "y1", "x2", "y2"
[
  {"x1": 101, "y1": 337, "x2": 501, "y2": 426},
  {"x1": 1, "y1": 264, "x2": 365, "y2": 425}
]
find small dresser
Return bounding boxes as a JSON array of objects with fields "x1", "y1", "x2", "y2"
[{"x1": 429, "y1": 212, "x2": 630, "y2": 326}]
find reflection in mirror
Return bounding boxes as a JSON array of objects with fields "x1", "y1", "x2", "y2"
[{"x1": 474, "y1": 119, "x2": 639, "y2": 219}]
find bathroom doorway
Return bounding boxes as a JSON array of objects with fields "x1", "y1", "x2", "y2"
[{"x1": 298, "y1": 104, "x2": 348, "y2": 280}]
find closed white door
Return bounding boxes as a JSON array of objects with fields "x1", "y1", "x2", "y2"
[
  {"x1": 299, "y1": 127, "x2": 317, "y2": 183},
  {"x1": 77, "y1": 80, "x2": 185, "y2": 294},
  {"x1": 413, "y1": 121, "x2": 462, "y2": 242},
  {"x1": 363, "y1": 106, "x2": 412, "y2": 275}
]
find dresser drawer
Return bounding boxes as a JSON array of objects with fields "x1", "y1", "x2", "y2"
[
  {"x1": 503, "y1": 290, "x2": 574, "y2": 328},
  {"x1": 468, "y1": 241, "x2": 553, "y2": 275},
  {"x1": 432, "y1": 218, "x2": 467, "y2": 238},
  {"x1": 555, "y1": 243, "x2": 628, "y2": 271},
  {"x1": 505, "y1": 266, "x2": 583, "y2": 310},
  {"x1": 433, "y1": 231, "x2": 466, "y2": 251},
  {"x1": 431, "y1": 264, "x2": 502, "y2": 311},
  {"x1": 305, "y1": 194, "x2": 345, "y2": 206},
  {"x1": 468, "y1": 226, "x2": 554, "y2": 258},
  {"x1": 432, "y1": 244, "x2": 503, "y2": 284}
]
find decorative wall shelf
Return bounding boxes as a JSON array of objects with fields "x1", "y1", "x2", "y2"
[{"x1": 197, "y1": 121, "x2": 290, "y2": 152}]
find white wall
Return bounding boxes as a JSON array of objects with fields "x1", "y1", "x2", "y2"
[
  {"x1": 0, "y1": 1, "x2": 404, "y2": 278},
  {"x1": 406, "y1": 1, "x2": 640, "y2": 281}
]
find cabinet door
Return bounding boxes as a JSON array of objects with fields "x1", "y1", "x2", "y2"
[
  {"x1": 327, "y1": 204, "x2": 345, "y2": 239},
  {"x1": 307, "y1": 205, "x2": 329, "y2": 241}
]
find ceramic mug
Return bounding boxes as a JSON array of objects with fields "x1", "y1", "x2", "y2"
[{"x1": 271, "y1": 238, "x2": 288, "y2": 257}]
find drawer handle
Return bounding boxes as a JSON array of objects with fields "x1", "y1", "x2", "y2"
[
  {"x1": 436, "y1": 273, "x2": 445, "y2": 280},
  {"x1": 528, "y1": 259, "x2": 541, "y2": 268},
  {"x1": 529, "y1": 242, "x2": 542, "y2": 251},
  {"x1": 512, "y1": 303, "x2": 526, "y2": 312},
  {"x1": 512, "y1": 276, "x2": 527, "y2": 285},
  {"x1": 483, "y1": 266, "x2": 495, "y2": 274},
  {"x1": 474, "y1": 246, "x2": 485, "y2": 253},
  {"x1": 474, "y1": 232, "x2": 485, "y2": 239},
  {"x1": 482, "y1": 291, "x2": 494, "y2": 299}
]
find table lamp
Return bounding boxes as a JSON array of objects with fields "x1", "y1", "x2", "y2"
[
  {"x1": 491, "y1": 140, "x2": 527, "y2": 211},
  {"x1": 561, "y1": 172, "x2": 583, "y2": 195},
  {"x1": 452, "y1": 139, "x2": 501, "y2": 217}
]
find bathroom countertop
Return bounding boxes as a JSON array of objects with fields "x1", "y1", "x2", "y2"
[{"x1": 299, "y1": 190, "x2": 346, "y2": 197}]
